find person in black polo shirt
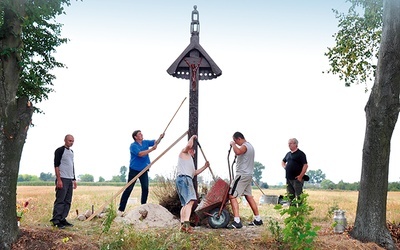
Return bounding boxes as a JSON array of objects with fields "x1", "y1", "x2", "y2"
[
  {"x1": 50, "y1": 134, "x2": 76, "y2": 229},
  {"x1": 282, "y1": 138, "x2": 308, "y2": 202}
]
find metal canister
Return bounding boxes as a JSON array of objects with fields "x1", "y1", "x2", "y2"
[{"x1": 333, "y1": 209, "x2": 347, "y2": 233}]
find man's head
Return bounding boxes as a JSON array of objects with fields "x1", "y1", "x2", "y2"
[
  {"x1": 188, "y1": 147, "x2": 195, "y2": 157},
  {"x1": 132, "y1": 130, "x2": 142, "y2": 141},
  {"x1": 232, "y1": 131, "x2": 245, "y2": 146},
  {"x1": 64, "y1": 134, "x2": 74, "y2": 148},
  {"x1": 288, "y1": 138, "x2": 298, "y2": 152}
]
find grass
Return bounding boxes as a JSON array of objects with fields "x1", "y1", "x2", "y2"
[{"x1": 15, "y1": 185, "x2": 400, "y2": 249}]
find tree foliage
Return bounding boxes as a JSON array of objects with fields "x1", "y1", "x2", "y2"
[
  {"x1": 119, "y1": 166, "x2": 127, "y2": 182},
  {"x1": 320, "y1": 179, "x2": 336, "y2": 190},
  {"x1": 307, "y1": 169, "x2": 326, "y2": 184},
  {"x1": 110, "y1": 175, "x2": 123, "y2": 182},
  {"x1": 325, "y1": 0, "x2": 383, "y2": 91},
  {"x1": 39, "y1": 172, "x2": 55, "y2": 181},
  {"x1": 0, "y1": 0, "x2": 70, "y2": 108},
  {"x1": 17, "y1": 174, "x2": 39, "y2": 182},
  {"x1": 253, "y1": 161, "x2": 265, "y2": 184},
  {"x1": 79, "y1": 174, "x2": 94, "y2": 182}
]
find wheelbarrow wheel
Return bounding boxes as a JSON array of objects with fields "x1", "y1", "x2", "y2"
[{"x1": 208, "y1": 208, "x2": 230, "y2": 229}]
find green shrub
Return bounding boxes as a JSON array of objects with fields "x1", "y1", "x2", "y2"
[{"x1": 273, "y1": 193, "x2": 320, "y2": 250}]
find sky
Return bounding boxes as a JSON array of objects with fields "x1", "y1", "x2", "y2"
[{"x1": 19, "y1": 0, "x2": 400, "y2": 185}]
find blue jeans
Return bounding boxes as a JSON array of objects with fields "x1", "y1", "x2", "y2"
[
  {"x1": 118, "y1": 170, "x2": 149, "y2": 211},
  {"x1": 176, "y1": 175, "x2": 197, "y2": 206}
]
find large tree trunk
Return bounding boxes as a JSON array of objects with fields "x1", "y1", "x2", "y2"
[
  {"x1": 0, "y1": 1, "x2": 33, "y2": 249},
  {"x1": 350, "y1": 1, "x2": 400, "y2": 249}
]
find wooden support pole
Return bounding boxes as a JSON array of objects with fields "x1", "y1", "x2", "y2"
[{"x1": 197, "y1": 140, "x2": 216, "y2": 182}]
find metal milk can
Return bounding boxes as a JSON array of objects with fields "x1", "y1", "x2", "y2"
[{"x1": 333, "y1": 209, "x2": 347, "y2": 233}]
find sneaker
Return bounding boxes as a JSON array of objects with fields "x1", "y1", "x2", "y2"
[
  {"x1": 227, "y1": 221, "x2": 243, "y2": 229},
  {"x1": 54, "y1": 223, "x2": 66, "y2": 229},
  {"x1": 117, "y1": 210, "x2": 125, "y2": 217},
  {"x1": 61, "y1": 220, "x2": 74, "y2": 227},
  {"x1": 248, "y1": 219, "x2": 263, "y2": 226}
]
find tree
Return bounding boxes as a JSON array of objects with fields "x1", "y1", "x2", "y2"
[
  {"x1": 110, "y1": 175, "x2": 123, "y2": 182},
  {"x1": 79, "y1": 174, "x2": 94, "y2": 182},
  {"x1": 307, "y1": 169, "x2": 326, "y2": 184},
  {"x1": 98, "y1": 176, "x2": 105, "y2": 182},
  {"x1": 320, "y1": 179, "x2": 336, "y2": 190},
  {"x1": 39, "y1": 172, "x2": 55, "y2": 181},
  {"x1": 253, "y1": 161, "x2": 265, "y2": 184},
  {"x1": 326, "y1": 0, "x2": 398, "y2": 248},
  {"x1": 325, "y1": 0, "x2": 382, "y2": 91},
  {"x1": 17, "y1": 174, "x2": 39, "y2": 182},
  {"x1": 119, "y1": 166, "x2": 127, "y2": 182},
  {"x1": 0, "y1": 0, "x2": 69, "y2": 247}
]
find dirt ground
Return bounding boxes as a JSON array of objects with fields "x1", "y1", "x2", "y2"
[
  {"x1": 11, "y1": 225, "x2": 396, "y2": 250},
  {"x1": 10, "y1": 204, "x2": 400, "y2": 250}
]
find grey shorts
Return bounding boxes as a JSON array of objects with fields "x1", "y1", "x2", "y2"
[{"x1": 229, "y1": 175, "x2": 253, "y2": 198}]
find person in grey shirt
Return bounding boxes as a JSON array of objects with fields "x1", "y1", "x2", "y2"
[
  {"x1": 50, "y1": 134, "x2": 76, "y2": 229},
  {"x1": 176, "y1": 135, "x2": 209, "y2": 233},
  {"x1": 227, "y1": 131, "x2": 263, "y2": 229}
]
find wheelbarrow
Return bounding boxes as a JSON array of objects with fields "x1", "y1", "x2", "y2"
[
  {"x1": 194, "y1": 177, "x2": 231, "y2": 228},
  {"x1": 194, "y1": 144, "x2": 236, "y2": 229}
]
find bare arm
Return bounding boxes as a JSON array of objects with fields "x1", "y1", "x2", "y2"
[
  {"x1": 230, "y1": 141, "x2": 247, "y2": 155},
  {"x1": 194, "y1": 161, "x2": 210, "y2": 176},
  {"x1": 182, "y1": 135, "x2": 196, "y2": 153},
  {"x1": 55, "y1": 167, "x2": 62, "y2": 189},
  {"x1": 138, "y1": 147, "x2": 156, "y2": 157},
  {"x1": 138, "y1": 135, "x2": 165, "y2": 157}
]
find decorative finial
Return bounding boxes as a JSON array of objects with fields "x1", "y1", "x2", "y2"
[{"x1": 191, "y1": 5, "x2": 200, "y2": 35}]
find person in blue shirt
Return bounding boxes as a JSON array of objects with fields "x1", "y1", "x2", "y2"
[{"x1": 118, "y1": 130, "x2": 164, "y2": 215}]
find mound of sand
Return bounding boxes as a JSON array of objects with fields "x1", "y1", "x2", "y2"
[{"x1": 114, "y1": 203, "x2": 180, "y2": 229}]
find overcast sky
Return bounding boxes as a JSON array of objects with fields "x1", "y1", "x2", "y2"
[{"x1": 19, "y1": 0, "x2": 400, "y2": 185}]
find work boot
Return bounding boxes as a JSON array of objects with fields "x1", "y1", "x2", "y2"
[{"x1": 180, "y1": 221, "x2": 194, "y2": 233}]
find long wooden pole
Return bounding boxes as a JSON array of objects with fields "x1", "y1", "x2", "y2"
[
  {"x1": 197, "y1": 141, "x2": 216, "y2": 181},
  {"x1": 85, "y1": 130, "x2": 188, "y2": 221},
  {"x1": 252, "y1": 178, "x2": 266, "y2": 195},
  {"x1": 156, "y1": 97, "x2": 187, "y2": 144}
]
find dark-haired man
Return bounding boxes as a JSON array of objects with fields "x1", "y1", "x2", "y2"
[
  {"x1": 117, "y1": 130, "x2": 164, "y2": 216},
  {"x1": 227, "y1": 131, "x2": 263, "y2": 229}
]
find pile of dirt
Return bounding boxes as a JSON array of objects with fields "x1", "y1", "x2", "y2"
[{"x1": 115, "y1": 203, "x2": 180, "y2": 229}]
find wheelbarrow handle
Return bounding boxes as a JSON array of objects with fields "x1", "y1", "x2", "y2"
[{"x1": 227, "y1": 146, "x2": 237, "y2": 182}]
